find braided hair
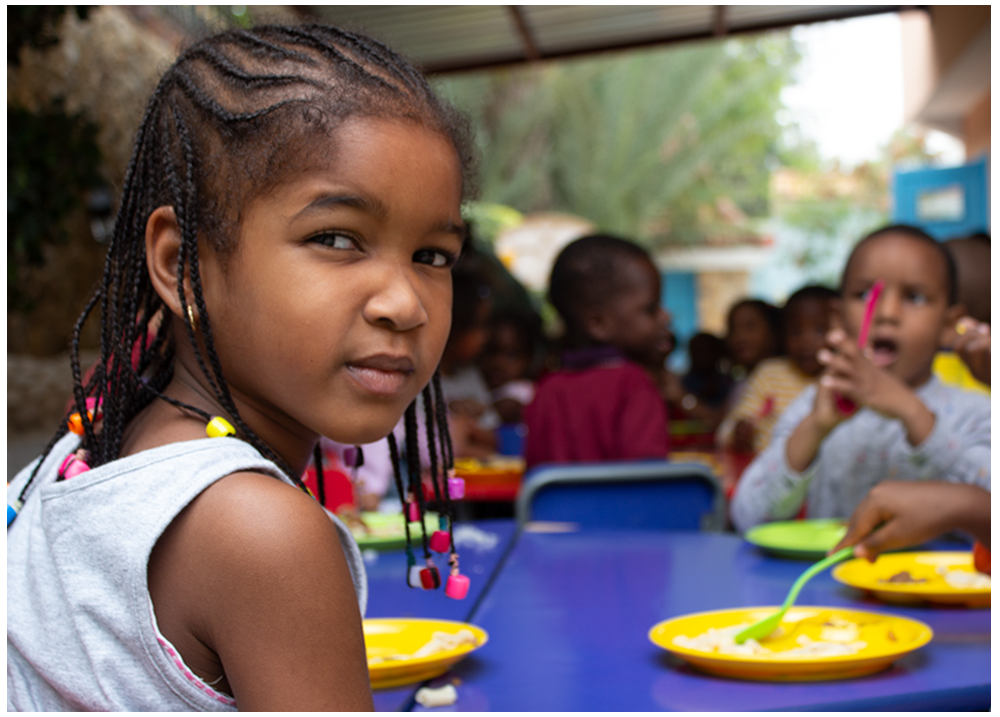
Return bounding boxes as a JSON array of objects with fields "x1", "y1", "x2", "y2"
[{"x1": 20, "y1": 24, "x2": 474, "y2": 509}]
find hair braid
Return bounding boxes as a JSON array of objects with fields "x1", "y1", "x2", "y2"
[{"x1": 421, "y1": 385, "x2": 442, "y2": 503}]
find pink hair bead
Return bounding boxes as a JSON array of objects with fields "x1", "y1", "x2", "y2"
[
  {"x1": 445, "y1": 573, "x2": 470, "y2": 600},
  {"x1": 448, "y1": 476, "x2": 465, "y2": 500},
  {"x1": 406, "y1": 501, "x2": 421, "y2": 523},
  {"x1": 60, "y1": 455, "x2": 90, "y2": 480},
  {"x1": 429, "y1": 530, "x2": 450, "y2": 553}
]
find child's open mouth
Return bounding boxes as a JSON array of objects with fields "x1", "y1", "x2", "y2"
[{"x1": 870, "y1": 337, "x2": 898, "y2": 367}]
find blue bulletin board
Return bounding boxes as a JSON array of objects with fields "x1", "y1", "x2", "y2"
[{"x1": 892, "y1": 156, "x2": 990, "y2": 240}]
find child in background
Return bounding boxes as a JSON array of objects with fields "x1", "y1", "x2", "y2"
[
  {"x1": 437, "y1": 244, "x2": 500, "y2": 458},
  {"x1": 731, "y1": 225, "x2": 990, "y2": 533},
  {"x1": 717, "y1": 286, "x2": 837, "y2": 454},
  {"x1": 7, "y1": 25, "x2": 472, "y2": 711},
  {"x1": 933, "y1": 234, "x2": 990, "y2": 394},
  {"x1": 524, "y1": 234, "x2": 672, "y2": 467},
  {"x1": 479, "y1": 307, "x2": 543, "y2": 426},
  {"x1": 725, "y1": 299, "x2": 783, "y2": 383},
  {"x1": 665, "y1": 331, "x2": 732, "y2": 432},
  {"x1": 834, "y1": 320, "x2": 992, "y2": 571}
]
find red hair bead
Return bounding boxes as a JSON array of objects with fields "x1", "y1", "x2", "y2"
[
  {"x1": 429, "y1": 530, "x2": 450, "y2": 553},
  {"x1": 420, "y1": 565, "x2": 441, "y2": 590}
]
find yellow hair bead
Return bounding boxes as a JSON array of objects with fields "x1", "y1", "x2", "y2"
[{"x1": 206, "y1": 416, "x2": 236, "y2": 438}]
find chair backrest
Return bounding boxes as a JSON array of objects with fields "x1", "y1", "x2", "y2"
[{"x1": 516, "y1": 460, "x2": 724, "y2": 531}]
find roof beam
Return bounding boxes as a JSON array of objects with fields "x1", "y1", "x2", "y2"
[
  {"x1": 507, "y1": 5, "x2": 542, "y2": 62},
  {"x1": 424, "y1": 5, "x2": 924, "y2": 75},
  {"x1": 714, "y1": 6, "x2": 727, "y2": 37}
]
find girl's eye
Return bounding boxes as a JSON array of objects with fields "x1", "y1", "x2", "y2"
[
  {"x1": 414, "y1": 248, "x2": 457, "y2": 268},
  {"x1": 309, "y1": 232, "x2": 358, "y2": 251},
  {"x1": 908, "y1": 291, "x2": 928, "y2": 305}
]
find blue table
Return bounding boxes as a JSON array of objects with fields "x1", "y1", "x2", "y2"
[
  {"x1": 363, "y1": 519, "x2": 518, "y2": 711},
  {"x1": 423, "y1": 529, "x2": 989, "y2": 711}
]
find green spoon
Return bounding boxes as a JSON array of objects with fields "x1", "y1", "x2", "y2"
[{"x1": 734, "y1": 546, "x2": 855, "y2": 645}]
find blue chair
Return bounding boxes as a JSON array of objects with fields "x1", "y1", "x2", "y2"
[{"x1": 515, "y1": 460, "x2": 724, "y2": 531}]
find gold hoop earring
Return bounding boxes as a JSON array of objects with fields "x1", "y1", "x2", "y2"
[{"x1": 186, "y1": 304, "x2": 200, "y2": 332}]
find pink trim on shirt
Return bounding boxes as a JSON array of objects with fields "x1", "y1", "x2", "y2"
[{"x1": 154, "y1": 632, "x2": 237, "y2": 707}]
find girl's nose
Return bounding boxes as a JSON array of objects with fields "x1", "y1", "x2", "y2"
[
  {"x1": 364, "y1": 266, "x2": 428, "y2": 332},
  {"x1": 874, "y1": 289, "x2": 900, "y2": 323}
]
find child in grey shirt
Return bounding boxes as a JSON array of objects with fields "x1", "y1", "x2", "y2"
[{"x1": 732, "y1": 225, "x2": 990, "y2": 533}]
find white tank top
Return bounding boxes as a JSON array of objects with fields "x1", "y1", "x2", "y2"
[{"x1": 7, "y1": 431, "x2": 367, "y2": 711}]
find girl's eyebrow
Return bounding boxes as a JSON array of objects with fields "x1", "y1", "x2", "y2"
[
  {"x1": 292, "y1": 193, "x2": 465, "y2": 238},
  {"x1": 434, "y1": 219, "x2": 467, "y2": 239},
  {"x1": 293, "y1": 193, "x2": 388, "y2": 220}
]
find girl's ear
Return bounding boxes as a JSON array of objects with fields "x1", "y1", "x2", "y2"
[
  {"x1": 583, "y1": 307, "x2": 614, "y2": 344},
  {"x1": 145, "y1": 205, "x2": 190, "y2": 320}
]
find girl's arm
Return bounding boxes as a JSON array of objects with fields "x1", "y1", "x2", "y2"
[
  {"x1": 833, "y1": 481, "x2": 991, "y2": 560},
  {"x1": 730, "y1": 388, "x2": 817, "y2": 533},
  {"x1": 148, "y1": 472, "x2": 374, "y2": 711},
  {"x1": 715, "y1": 364, "x2": 767, "y2": 449}
]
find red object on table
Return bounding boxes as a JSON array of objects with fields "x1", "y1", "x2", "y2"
[
  {"x1": 302, "y1": 465, "x2": 355, "y2": 511},
  {"x1": 973, "y1": 541, "x2": 990, "y2": 575},
  {"x1": 424, "y1": 468, "x2": 522, "y2": 502}
]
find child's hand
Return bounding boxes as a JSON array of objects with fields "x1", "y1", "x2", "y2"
[
  {"x1": 953, "y1": 318, "x2": 990, "y2": 386},
  {"x1": 731, "y1": 419, "x2": 756, "y2": 453},
  {"x1": 832, "y1": 481, "x2": 992, "y2": 561},
  {"x1": 448, "y1": 399, "x2": 486, "y2": 419},
  {"x1": 816, "y1": 328, "x2": 918, "y2": 423}
]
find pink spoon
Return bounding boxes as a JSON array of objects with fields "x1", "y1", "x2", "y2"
[{"x1": 835, "y1": 280, "x2": 884, "y2": 414}]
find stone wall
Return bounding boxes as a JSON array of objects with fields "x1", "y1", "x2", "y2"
[
  {"x1": 8, "y1": 8, "x2": 176, "y2": 440},
  {"x1": 8, "y1": 6, "x2": 175, "y2": 356}
]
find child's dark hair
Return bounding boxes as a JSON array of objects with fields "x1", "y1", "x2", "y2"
[
  {"x1": 488, "y1": 306, "x2": 545, "y2": 377},
  {"x1": 450, "y1": 239, "x2": 494, "y2": 338},
  {"x1": 548, "y1": 233, "x2": 652, "y2": 341},
  {"x1": 21, "y1": 24, "x2": 473, "y2": 514},
  {"x1": 842, "y1": 224, "x2": 958, "y2": 305},
  {"x1": 783, "y1": 285, "x2": 838, "y2": 319},
  {"x1": 727, "y1": 298, "x2": 783, "y2": 346}
]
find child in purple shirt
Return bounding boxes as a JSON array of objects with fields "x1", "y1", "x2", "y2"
[{"x1": 524, "y1": 234, "x2": 673, "y2": 468}]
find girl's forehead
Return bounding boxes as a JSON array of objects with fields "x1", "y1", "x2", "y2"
[
  {"x1": 787, "y1": 297, "x2": 830, "y2": 321},
  {"x1": 847, "y1": 233, "x2": 948, "y2": 288}
]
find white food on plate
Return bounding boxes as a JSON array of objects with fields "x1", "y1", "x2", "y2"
[
  {"x1": 935, "y1": 565, "x2": 991, "y2": 590},
  {"x1": 368, "y1": 629, "x2": 479, "y2": 664},
  {"x1": 672, "y1": 622, "x2": 867, "y2": 659}
]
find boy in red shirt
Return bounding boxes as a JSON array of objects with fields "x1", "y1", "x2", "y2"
[{"x1": 524, "y1": 234, "x2": 673, "y2": 468}]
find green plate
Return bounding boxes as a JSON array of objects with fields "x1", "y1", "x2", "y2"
[
  {"x1": 350, "y1": 511, "x2": 440, "y2": 551},
  {"x1": 744, "y1": 519, "x2": 848, "y2": 560}
]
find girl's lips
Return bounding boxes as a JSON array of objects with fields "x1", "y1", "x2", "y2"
[
  {"x1": 869, "y1": 338, "x2": 898, "y2": 368},
  {"x1": 346, "y1": 365, "x2": 410, "y2": 396},
  {"x1": 346, "y1": 354, "x2": 415, "y2": 396}
]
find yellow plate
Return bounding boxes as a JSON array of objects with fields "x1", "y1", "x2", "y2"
[
  {"x1": 649, "y1": 606, "x2": 932, "y2": 681},
  {"x1": 833, "y1": 551, "x2": 990, "y2": 607},
  {"x1": 364, "y1": 618, "x2": 488, "y2": 690}
]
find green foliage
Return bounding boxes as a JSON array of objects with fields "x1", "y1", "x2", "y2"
[
  {"x1": 7, "y1": 6, "x2": 90, "y2": 65},
  {"x1": 437, "y1": 34, "x2": 801, "y2": 249},
  {"x1": 8, "y1": 100, "x2": 104, "y2": 309}
]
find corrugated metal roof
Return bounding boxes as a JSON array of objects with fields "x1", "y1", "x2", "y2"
[{"x1": 298, "y1": 5, "x2": 914, "y2": 73}]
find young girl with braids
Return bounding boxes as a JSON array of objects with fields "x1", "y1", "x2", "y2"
[{"x1": 7, "y1": 24, "x2": 473, "y2": 711}]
